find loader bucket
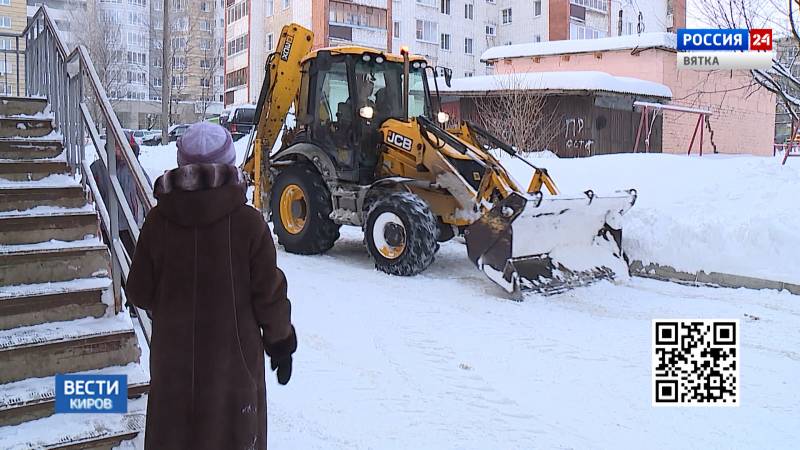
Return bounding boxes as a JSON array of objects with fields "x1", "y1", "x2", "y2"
[{"x1": 465, "y1": 189, "x2": 637, "y2": 299}]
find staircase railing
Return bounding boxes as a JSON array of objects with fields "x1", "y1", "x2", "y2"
[{"x1": 22, "y1": 7, "x2": 154, "y2": 347}]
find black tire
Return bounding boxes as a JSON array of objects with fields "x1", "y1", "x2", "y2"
[
  {"x1": 365, "y1": 192, "x2": 438, "y2": 276},
  {"x1": 270, "y1": 163, "x2": 340, "y2": 254}
]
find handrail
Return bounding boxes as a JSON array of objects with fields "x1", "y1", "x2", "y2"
[{"x1": 23, "y1": 6, "x2": 154, "y2": 347}]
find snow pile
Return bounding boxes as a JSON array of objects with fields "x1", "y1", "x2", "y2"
[
  {"x1": 442, "y1": 71, "x2": 672, "y2": 98},
  {"x1": 501, "y1": 152, "x2": 800, "y2": 284},
  {"x1": 482, "y1": 32, "x2": 677, "y2": 61}
]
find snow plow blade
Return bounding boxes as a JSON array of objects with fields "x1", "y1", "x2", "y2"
[{"x1": 465, "y1": 189, "x2": 637, "y2": 299}]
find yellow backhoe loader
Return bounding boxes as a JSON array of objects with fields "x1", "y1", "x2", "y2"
[{"x1": 242, "y1": 24, "x2": 637, "y2": 298}]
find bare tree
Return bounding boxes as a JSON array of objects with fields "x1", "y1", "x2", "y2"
[
  {"x1": 475, "y1": 74, "x2": 563, "y2": 153},
  {"x1": 71, "y1": 5, "x2": 128, "y2": 105},
  {"x1": 697, "y1": 0, "x2": 800, "y2": 124},
  {"x1": 198, "y1": 36, "x2": 224, "y2": 119}
]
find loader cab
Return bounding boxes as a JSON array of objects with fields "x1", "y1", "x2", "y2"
[{"x1": 301, "y1": 48, "x2": 432, "y2": 184}]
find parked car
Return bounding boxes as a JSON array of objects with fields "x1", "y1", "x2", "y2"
[
  {"x1": 130, "y1": 129, "x2": 149, "y2": 146},
  {"x1": 142, "y1": 125, "x2": 189, "y2": 145},
  {"x1": 223, "y1": 105, "x2": 256, "y2": 141}
]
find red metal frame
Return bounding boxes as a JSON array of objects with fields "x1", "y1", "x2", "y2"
[{"x1": 633, "y1": 102, "x2": 711, "y2": 156}]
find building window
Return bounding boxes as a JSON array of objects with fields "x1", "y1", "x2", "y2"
[
  {"x1": 534, "y1": 0, "x2": 542, "y2": 17},
  {"x1": 172, "y1": 56, "x2": 186, "y2": 68},
  {"x1": 200, "y1": 39, "x2": 212, "y2": 50},
  {"x1": 501, "y1": 8, "x2": 512, "y2": 24},
  {"x1": 201, "y1": 20, "x2": 212, "y2": 31},
  {"x1": 0, "y1": 16, "x2": 11, "y2": 29},
  {"x1": 171, "y1": 37, "x2": 187, "y2": 50},
  {"x1": 464, "y1": 71, "x2": 473, "y2": 77},
  {"x1": 0, "y1": 0, "x2": 11, "y2": 5},
  {"x1": 152, "y1": 55, "x2": 162, "y2": 68},
  {"x1": 329, "y1": 2, "x2": 388, "y2": 30},
  {"x1": 173, "y1": 17, "x2": 189, "y2": 31},
  {"x1": 571, "y1": 0, "x2": 608, "y2": 13},
  {"x1": 464, "y1": 2, "x2": 473, "y2": 20},
  {"x1": 266, "y1": 0, "x2": 273, "y2": 16},
  {"x1": 227, "y1": 1, "x2": 248, "y2": 25},
  {"x1": 440, "y1": 33, "x2": 450, "y2": 50},
  {"x1": 440, "y1": 0, "x2": 450, "y2": 14},
  {"x1": 266, "y1": 33, "x2": 274, "y2": 52},
  {"x1": 535, "y1": 34, "x2": 541, "y2": 43},
  {"x1": 393, "y1": 21, "x2": 400, "y2": 38},
  {"x1": 570, "y1": 23, "x2": 606, "y2": 40},
  {"x1": 464, "y1": 37, "x2": 473, "y2": 54},
  {"x1": 200, "y1": 1, "x2": 210, "y2": 12},
  {"x1": 416, "y1": 0, "x2": 436, "y2": 6},
  {"x1": 282, "y1": 0, "x2": 289, "y2": 9},
  {"x1": 0, "y1": 60, "x2": 11, "y2": 74},
  {"x1": 225, "y1": 66, "x2": 248, "y2": 89},
  {"x1": 485, "y1": 24, "x2": 496, "y2": 36},
  {"x1": 416, "y1": 19, "x2": 437, "y2": 43},
  {"x1": 486, "y1": 0, "x2": 494, "y2": 3},
  {"x1": 227, "y1": 34, "x2": 248, "y2": 56},
  {"x1": 172, "y1": 0, "x2": 186, "y2": 11}
]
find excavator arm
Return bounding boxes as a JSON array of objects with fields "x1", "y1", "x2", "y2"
[{"x1": 242, "y1": 23, "x2": 314, "y2": 210}]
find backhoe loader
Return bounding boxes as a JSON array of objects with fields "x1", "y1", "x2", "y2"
[{"x1": 241, "y1": 23, "x2": 637, "y2": 298}]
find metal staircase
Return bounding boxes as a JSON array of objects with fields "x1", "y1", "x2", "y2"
[
  {"x1": 0, "y1": 6, "x2": 155, "y2": 449},
  {"x1": 0, "y1": 96, "x2": 148, "y2": 449}
]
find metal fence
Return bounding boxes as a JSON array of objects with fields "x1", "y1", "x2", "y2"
[{"x1": 22, "y1": 7, "x2": 155, "y2": 346}]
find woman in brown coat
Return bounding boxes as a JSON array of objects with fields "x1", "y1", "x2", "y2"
[{"x1": 127, "y1": 122, "x2": 295, "y2": 450}]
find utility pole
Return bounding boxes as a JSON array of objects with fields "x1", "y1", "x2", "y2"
[{"x1": 161, "y1": 0, "x2": 171, "y2": 144}]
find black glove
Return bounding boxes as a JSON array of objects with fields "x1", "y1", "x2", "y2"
[{"x1": 271, "y1": 356, "x2": 292, "y2": 385}]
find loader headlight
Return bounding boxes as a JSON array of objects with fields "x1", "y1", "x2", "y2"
[
  {"x1": 437, "y1": 111, "x2": 450, "y2": 124},
  {"x1": 359, "y1": 106, "x2": 374, "y2": 119},
  {"x1": 362, "y1": 54, "x2": 372, "y2": 62},
  {"x1": 375, "y1": 56, "x2": 385, "y2": 64}
]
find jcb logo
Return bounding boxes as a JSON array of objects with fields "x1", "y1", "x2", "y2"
[
  {"x1": 280, "y1": 36, "x2": 294, "y2": 61},
  {"x1": 386, "y1": 131, "x2": 413, "y2": 151}
]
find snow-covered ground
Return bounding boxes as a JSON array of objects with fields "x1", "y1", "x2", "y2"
[
  {"x1": 134, "y1": 137, "x2": 799, "y2": 448},
  {"x1": 267, "y1": 228, "x2": 799, "y2": 449}
]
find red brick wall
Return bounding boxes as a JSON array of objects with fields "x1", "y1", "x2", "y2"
[{"x1": 549, "y1": 0, "x2": 570, "y2": 41}]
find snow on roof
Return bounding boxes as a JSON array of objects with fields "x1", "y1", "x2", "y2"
[
  {"x1": 440, "y1": 71, "x2": 672, "y2": 98},
  {"x1": 481, "y1": 33, "x2": 677, "y2": 62}
]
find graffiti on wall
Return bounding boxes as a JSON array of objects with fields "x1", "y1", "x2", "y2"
[{"x1": 565, "y1": 117, "x2": 594, "y2": 156}]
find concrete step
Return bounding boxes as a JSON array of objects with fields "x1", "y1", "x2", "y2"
[
  {"x1": 0, "y1": 208, "x2": 98, "y2": 245},
  {"x1": 0, "y1": 315, "x2": 140, "y2": 384},
  {"x1": 0, "y1": 117, "x2": 56, "y2": 139},
  {"x1": 0, "y1": 238, "x2": 109, "y2": 287},
  {"x1": 0, "y1": 396, "x2": 145, "y2": 450},
  {"x1": 0, "y1": 96, "x2": 49, "y2": 117},
  {"x1": 0, "y1": 159, "x2": 70, "y2": 181},
  {"x1": 0, "y1": 362, "x2": 149, "y2": 427},
  {"x1": 0, "y1": 139, "x2": 63, "y2": 160},
  {"x1": 0, "y1": 278, "x2": 111, "y2": 331},
  {"x1": 0, "y1": 184, "x2": 86, "y2": 212}
]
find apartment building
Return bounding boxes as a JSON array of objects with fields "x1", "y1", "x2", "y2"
[
  {"x1": 1, "y1": 0, "x2": 26, "y2": 96},
  {"x1": 27, "y1": 0, "x2": 224, "y2": 127},
  {"x1": 224, "y1": 0, "x2": 391, "y2": 107},
  {"x1": 394, "y1": 0, "x2": 679, "y2": 78},
  {"x1": 223, "y1": 0, "x2": 676, "y2": 107}
]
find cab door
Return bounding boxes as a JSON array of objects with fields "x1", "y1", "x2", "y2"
[{"x1": 308, "y1": 55, "x2": 361, "y2": 182}]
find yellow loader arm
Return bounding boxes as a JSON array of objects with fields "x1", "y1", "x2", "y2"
[{"x1": 242, "y1": 23, "x2": 314, "y2": 210}]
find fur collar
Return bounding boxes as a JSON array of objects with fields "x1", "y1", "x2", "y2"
[{"x1": 154, "y1": 164, "x2": 245, "y2": 198}]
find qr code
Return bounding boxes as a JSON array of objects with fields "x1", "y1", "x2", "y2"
[{"x1": 652, "y1": 319, "x2": 739, "y2": 406}]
